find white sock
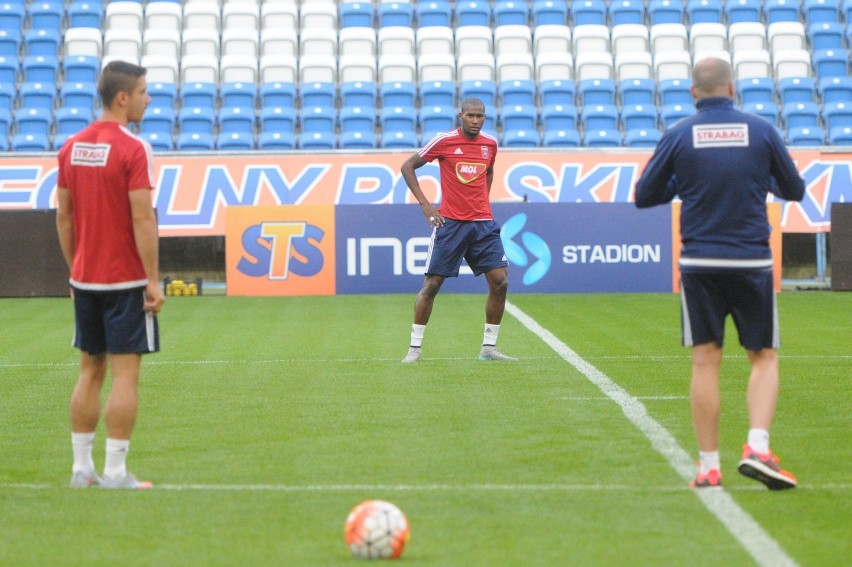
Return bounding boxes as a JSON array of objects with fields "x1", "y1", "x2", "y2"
[
  {"x1": 71, "y1": 432, "x2": 96, "y2": 474},
  {"x1": 104, "y1": 438, "x2": 130, "y2": 479},
  {"x1": 410, "y1": 324, "x2": 426, "y2": 348},
  {"x1": 699, "y1": 451, "x2": 720, "y2": 474},
  {"x1": 483, "y1": 324, "x2": 500, "y2": 347},
  {"x1": 748, "y1": 429, "x2": 770, "y2": 454}
]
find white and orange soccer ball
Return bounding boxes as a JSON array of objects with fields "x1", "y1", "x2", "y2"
[{"x1": 344, "y1": 500, "x2": 410, "y2": 560}]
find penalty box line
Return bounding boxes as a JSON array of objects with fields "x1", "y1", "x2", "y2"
[{"x1": 504, "y1": 300, "x2": 799, "y2": 567}]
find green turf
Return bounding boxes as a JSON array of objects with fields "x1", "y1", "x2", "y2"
[{"x1": 0, "y1": 292, "x2": 849, "y2": 566}]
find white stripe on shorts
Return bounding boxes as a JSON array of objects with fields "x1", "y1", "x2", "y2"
[
  {"x1": 680, "y1": 286, "x2": 694, "y2": 347},
  {"x1": 424, "y1": 226, "x2": 437, "y2": 274},
  {"x1": 144, "y1": 290, "x2": 155, "y2": 351}
]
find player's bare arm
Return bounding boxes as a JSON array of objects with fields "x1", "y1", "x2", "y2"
[
  {"x1": 55, "y1": 187, "x2": 75, "y2": 271},
  {"x1": 129, "y1": 188, "x2": 165, "y2": 314},
  {"x1": 486, "y1": 165, "x2": 494, "y2": 195},
  {"x1": 401, "y1": 153, "x2": 444, "y2": 228}
]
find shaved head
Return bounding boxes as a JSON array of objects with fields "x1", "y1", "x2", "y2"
[{"x1": 692, "y1": 58, "x2": 734, "y2": 99}]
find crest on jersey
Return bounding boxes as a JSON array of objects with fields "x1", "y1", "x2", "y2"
[
  {"x1": 481, "y1": 146, "x2": 489, "y2": 159},
  {"x1": 455, "y1": 161, "x2": 486, "y2": 184}
]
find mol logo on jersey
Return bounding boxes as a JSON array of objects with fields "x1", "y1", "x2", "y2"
[
  {"x1": 225, "y1": 205, "x2": 336, "y2": 296},
  {"x1": 455, "y1": 161, "x2": 486, "y2": 184}
]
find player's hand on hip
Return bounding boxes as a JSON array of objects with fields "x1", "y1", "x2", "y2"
[
  {"x1": 144, "y1": 281, "x2": 166, "y2": 315},
  {"x1": 422, "y1": 204, "x2": 444, "y2": 228}
]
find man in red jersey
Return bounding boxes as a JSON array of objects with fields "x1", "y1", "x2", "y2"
[
  {"x1": 56, "y1": 61, "x2": 165, "y2": 490},
  {"x1": 400, "y1": 98, "x2": 516, "y2": 363}
]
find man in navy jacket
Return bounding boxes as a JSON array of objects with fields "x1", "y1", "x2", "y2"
[{"x1": 635, "y1": 57, "x2": 805, "y2": 490}]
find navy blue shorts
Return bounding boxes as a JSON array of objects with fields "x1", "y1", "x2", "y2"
[
  {"x1": 425, "y1": 219, "x2": 508, "y2": 277},
  {"x1": 680, "y1": 269, "x2": 779, "y2": 350},
  {"x1": 73, "y1": 287, "x2": 159, "y2": 355}
]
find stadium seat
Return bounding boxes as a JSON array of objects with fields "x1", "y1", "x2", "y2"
[
  {"x1": 456, "y1": 1, "x2": 492, "y2": 27},
  {"x1": 381, "y1": 106, "x2": 417, "y2": 133},
  {"x1": 24, "y1": 29, "x2": 61, "y2": 57},
  {"x1": 494, "y1": 1, "x2": 530, "y2": 26},
  {"x1": 68, "y1": 2, "x2": 104, "y2": 29},
  {"x1": 651, "y1": 24, "x2": 689, "y2": 53},
  {"x1": 145, "y1": 2, "x2": 182, "y2": 31},
  {"x1": 53, "y1": 133, "x2": 75, "y2": 150},
  {"x1": 181, "y1": 55, "x2": 219, "y2": 84},
  {"x1": 380, "y1": 130, "x2": 418, "y2": 149},
  {"x1": 147, "y1": 82, "x2": 177, "y2": 109},
  {"x1": 341, "y1": 82, "x2": 376, "y2": 108},
  {"x1": 729, "y1": 22, "x2": 767, "y2": 53},
  {"x1": 808, "y1": 22, "x2": 844, "y2": 51},
  {"x1": 610, "y1": 0, "x2": 646, "y2": 25},
  {"x1": 615, "y1": 52, "x2": 653, "y2": 82},
  {"x1": 813, "y1": 49, "x2": 849, "y2": 79},
  {"x1": 0, "y1": 4, "x2": 25, "y2": 31},
  {"x1": 533, "y1": 25, "x2": 571, "y2": 58},
  {"x1": 828, "y1": 126, "x2": 852, "y2": 145},
  {"x1": 732, "y1": 49, "x2": 772, "y2": 80},
  {"x1": 535, "y1": 52, "x2": 574, "y2": 83},
  {"x1": 217, "y1": 132, "x2": 254, "y2": 151},
  {"x1": 420, "y1": 105, "x2": 456, "y2": 133},
  {"x1": 782, "y1": 101, "x2": 821, "y2": 128},
  {"x1": 823, "y1": 102, "x2": 852, "y2": 131},
  {"x1": 103, "y1": 29, "x2": 142, "y2": 63},
  {"x1": 378, "y1": 2, "x2": 414, "y2": 27},
  {"x1": 60, "y1": 82, "x2": 97, "y2": 110},
  {"x1": 416, "y1": 26, "x2": 454, "y2": 59},
  {"x1": 654, "y1": 50, "x2": 692, "y2": 81},
  {"x1": 742, "y1": 101, "x2": 780, "y2": 125},
  {"x1": 139, "y1": 55, "x2": 178, "y2": 84},
  {"x1": 180, "y1": 83, "x2": 216, "y2": 109},
  {"x1": 660, "y1": 103, "x2": 696, "y2": 128},
  {"x1": 620, "y1": 78, "x2": 656, "y2": 105},
  {"x1": 584, "y1": 129, "x2": 621, "y2": 147},
  {"x1": 787, "y1": 126, "x2": 825, "y2": 145},
  {"x1": 0, "y1": 82, "x2": 13, "y2": 111},
  {"x1": 141, "y1": 107, "x2": 175, "y2": 135},
  {"x1": 301, "y1": 106, "x2": 336, "y2": 134},
  {"x1": 105, "y1": 1, "x2": 143, "y2": 31},
  {"x1": 494, "y1": 25, "x2": 532, "y2": 58},
  {"x1": 460, "y1": 79, "x2": 496, "y2": 107},
  {"x1": 339, "y1": 27, "x2": 377, "y2": 58},
  {"x1": 611, "y1": 24, "x2": 650, "y2": 57},
  {"x1": 457, "y1": 54, "x2": 496, "y2": 83},
  {"x1": 648, "y1": 0, "x2": 685, "y2": 24},
  {"x1": 573, "y1": 25, "x2": 610, "y2": 56},
  {"x1": 15, "y1": 107, "x2": 52, "y2": 135},
  {"x1": 725, "y1": 0, "x2": 762, "y2": 23},
  {"x1": 261, "y1": 29, "x2": 297, "y2": 60},
  {"x1": 177, "y1": 132, "x2": 215, "y2": 151},
  {"x1": 258, "y1": 131, "x2": 295, "y2": 150},
  {"x1": 624, "y1": 128, "x2": 662, "y2": 147},
  {"x1": 12, "y1": 133, "x2": 50, "y2": 152},
  {"x1": 803, "y1": 0, "x2": 839, "y2": 23},
  {"x1": 774, "y1": 50, "x2": 814, "y2": 81},
  {"x1": 260, "y1": 107, "x2": 296, "y2": 133},
  {"x1": 22, "y1": 56, "x2": 58, "y2": 83},
  {"x1": 63, "y1": 56, "x2": 99, "y2": 84},
  {"x1": 421, "y1": 81, "x2": 455, "y2": 107},
  {"x1": 622, "y1": 104, "x2": 658, "y2": 131},
  {"x1": 572, "y1": 0, "x2": 607, "y2": 25},
  {"x1": 503, "y1": 129, "x2": 540, "y2": 148},
  {"x1": 380, "y1": 27, "x2": 416, "y2": 58},
  {"x1": 0, "y1": 29, "x2": 19, "y2": 57},
  {"x1": 301, "y1": 82, "x2": 336, "y2": 108},
  {"x1": 417, "y1": 1, "x2": 453, "y2": 28},
  {"x1": 0, "y1": 56, "x2": 16, "y2": 84},
  {"x1": 579, "y1": 79, "x2": 616, "y2": 105},
  {"x1": 540, "y1": 79, "x2": 576, "y2": 106},
  {"x1": 500, "y1": 104, "x2": 537, "y2": 130},
  {"x1": 178, "y1": 107, "x2": 215, "y2": 135},
  {"x1": 738, "y1": 77, "x2": 774, "y2": 104},
  {"x1": 340, "y1": 130, "x2": 376, "y2": 150},
  {"x1": 500, "y1": 80, "x2": 536, "y2": 106},
  {"x1": 182, "y1": 29, "x2": 219, "y2": 58},
  {"x1": 222, "y1": 3, "x2": 260, "y2": 31},
  {"x1": 379, "y1": 55, "x2": 417, "y2": 84},
  {"x1": 339, "y1": 55, "x2": 377, "y2": 85},
  {"x1": 690, "y1": 23, "x2": 728, "y2": 55},
  {"x1": 20, "y1": 82, "x2": 55, "y2": 110},
  {"x1": 260, "y1": 56, "x2": 297, "y2": 84},
  {"x1": 764, "y1": 0, "x2": 800, "y2": 24},
  {"x1": 143, "y1": 29, "x2": 181, "y2": 59},
  {"x1": 543, "y1": 128, "x2": 581, "y2": 147},
  {"x1": 55, "y1": 106, "x2": 93, "y2": 135},
  {"x1": 300, "y1": 54, "x2": 338, "y2": 84},
  {"x1": 819, "y1": 76, "x2": 852, "y2": 103},
  {"x1": 533, "y1": 0, "x2": 568, "y2": 26},
  {"x1": 183, "y1": 2, "x2": 220, "y2": 31},
  {"x1": 768, "y1": 22, "x2": 807, "y2": 52},
  {"x1": 687, "y1": 0, "x2": 723, "y2": 23},
  {"x1": 221, "y1": 83, "x2": 256, "y2": 109},
  {"x1": 575, "y1": 53, "x2": 614, "y2": 83},
  {"x1": 222, "y1": 29, "x2": 259, "y2": 60},
  {"x1": 778, "y1": 77, "x2": 816, "y2": 104},
  {"x1": 541, "y1": 103, "x2": 578, "y2": 131},
  {"x1": 582, "y1": 104, "x2": 619, "y2": 130},
  {"x1": 260, "y1": 1, "x2": 297, "y2": 31},
  {"x1": 380, "y1": 82, "x2": 417, "y2": 108},
  {"x1": 300, "y1": 28, "x2": 337, "y2": 59},
  {"x1": 339, "y1": 106, "x2": 376, "y2": 134},
  {"x1": 419, "y1": 53, "x2": 456, "y2": 83},
  {"x1": 454, "y1": 25, "x2": 493, "y2": 56},
  {"x1": 340, "y1": 1, "x2": 374, "y2": 28},
  {"x1": 219, "y1": 107, "x2": 255, "y2": 135},
  {"x1": 260, "y1": 82, "x2": 296, "y2": 109}
]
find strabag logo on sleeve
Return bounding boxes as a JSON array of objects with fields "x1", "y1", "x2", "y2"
[
  {"x1": 692, "y1": 123, "x2": 749, "y2": 148},
  {"x1": 70, "y1": 143, "x2": 111, "y2": 167}
]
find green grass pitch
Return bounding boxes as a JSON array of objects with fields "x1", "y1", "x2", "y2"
[{"x1": 0, "y1": 292, "x2": 849, "y2": 566}]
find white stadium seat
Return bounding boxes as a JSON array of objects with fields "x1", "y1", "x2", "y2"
[
  {"x1": 573, "y1": 25, "x2": 610, "y2": 55},
  {"x1": 455, "y1": 26, "x2": 494, "y2": 55},
  {"x1": 457, "y1": 53, "x2": 496, "y2": 82},
  {"x1": 416, "y1": 26, "x2": 454, "y2": 56},
  {"x1": 651, "y1": 23, "x2": 689, "y2": 54},
  {"x1": 64, "y1": 27, "x2": 102, "y2": 58},
  {"x1": 575, "y1": 51, "x2": 614, "y2": 81},
  {"x1": 378, "y1": 54, "x2": 417, "y2": 83},
  {"x1": 260, "y1": 29, "x2": 297, "y2": 58},
  {"x1": 533, "y1": 25, "x2": 571, "y2": 57},
  {"x1": 494, "y1": 25, "x2": 532, "y2": 57},
  {"x1": 260, "y1": 54, "x2": 297, "y2": 83},
  {"x1": 339, "y1": 27, "x2": 377, "y2": 57},
  {"x1": 143, "y1": 29, "x2": 181, "y2": 59},
  {"x1": 615, "y1": 52, "x2": 653, "y2": 81},
  {"x1": 379, "y1": 27, "x2": 416, "y2": 57},
  {"x1": 611, "y1": 24, "x2": 650, "y2": 57},
  {"x1": 496, "y1": 53, "x2": 535, "y2": 82},
  {"x1": 732, "y1": 49, "x2": 772, "y2": 80},
  {"x1": 535, "y1": 51, "x2": 574, "y2": 81},
  {"x1": 654, "y1": 50, "x2": 692, "y2": 81}
]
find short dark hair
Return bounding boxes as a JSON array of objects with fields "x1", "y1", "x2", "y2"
[
  {"x1": 460, "y1": 97, "x2": 485, "y2": 113},
  {"x1": 97, "y1": 60, "x2": 147, "y2": 108}
]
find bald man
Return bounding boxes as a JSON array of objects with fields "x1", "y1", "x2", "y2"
[{"x1": 635, "y1": 58, "x2": 805, "y2": 490}]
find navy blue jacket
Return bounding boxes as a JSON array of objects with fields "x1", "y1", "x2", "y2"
[{"x1": 635, "y1": 97, "x2": 805, "y2": 267}]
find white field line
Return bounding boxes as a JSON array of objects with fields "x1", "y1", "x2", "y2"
[{"x1": 504, "y1": 300, "x2": 799, "y2": 567}]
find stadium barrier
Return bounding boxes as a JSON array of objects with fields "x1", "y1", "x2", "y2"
[{"x1": 830, "y1": 202, "x2": 852, "y2": 291}]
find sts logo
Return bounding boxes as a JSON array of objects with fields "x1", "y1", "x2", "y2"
[
  {"x1": 225, "y1": 205, "x2": 336, "y2": 296},
  {"x1": 501, "y1": 213, "x2": 551, "y2": 286}
]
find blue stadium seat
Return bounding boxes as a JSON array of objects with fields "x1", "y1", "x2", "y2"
[
  {"x1": 609, "y1": 0, "x2": 645, "y2": 25},
  {"x1": 55, "y1": 106, "x2": 93, "y2": 135},
  {"x1": 22, "y1": 55, "x2": 58, "y2": 83},
  {"x1": 803, "y1": 0, "x2": 840, "y2": 23},
  {"x1": 828, "y1": 126, "x2": 852, "y2": 145},
  {"x1": 301, "y1": 82, "x2": 336, "y2": 108},
  {"x1": 221, "y1": 82, "x2": 257, "y2": 109},
  {"x1": 340, "y1": 1, "x2": 374, "y2": 28},
  {"x1": 687, "y1": 0, "x2": 723, "y2": 23},
  {"x1": 620, "y1": 78, "x2": 656, "y2": 105},
  {"x1": 140, "y1": 132, "x2": 174, "y2": 152},
  {"x1": 624, "y1": 128, "x2": 662, "y2": 147},
  {"x1": 0, "y1": 29, "x2": 20, "y2": 57},
  {"x1": 380, "y1": 130, "x2": 418, "y2": 149},
  {"x1": 341, "y1": 81, "x2": 376, "y2": 108},
  {"x1": 299, "y1": 131, "x2": 336, "y2": 150},
  {"x1": 500, "y1": 104, "x2": 537, "y2": 130},
  {"x1": 500, "y1": 80, "x2": 536, "y2": 106},
  {"x1": 808, "y1": 22, "x2": 844, "y2": 50},
  {"x1": 177, "y1": 132, "x2": 215, "y2": 151},
  {"x1": 456, "y1": 1, "x2": 491, "y2": 26},
  {"x1": 302, "y1": 106, "x2": 336, "y2": 133},
  {"x1": 381, "y1": 105, "x2": 417, "y2": 133},
  {"x1": 764, "y1": 0, "x2": 800, "y2": 24},
  {"x1": 53, "y1": 133, "x2": 75, "y2": 150},
  {"x1": 844, "y1": 0, "x2": 852, "y2": 22},
  {"x1": 579, "y1": 79, "x2": 616, "y2": 106},
  {"x1": 28, "y1": 1, "x2": 63, "y2": 31},
  {"x1": 417, "y1": 1, "x2": 452, "y2": 27},
  {"x1": 381, "y1": 81, "x2": 417, "y2": 107},
  {"x1": 621, "y1": 104, "x2": 658, "y2": 131},
  {"x1": 63, "y1": 56, "x2": 99, "y2": 83},
  {"x1": 24, "y1": 29, "x2": 60, "y2": 56},
  {"x1": 0, "y1": 55, "x2": 17, "y2": 84},
  {"x1": 503, "y1": 129, "x2": 540, "y2": 147},
  {"x1": 778, "y1": 77, "x2": 816, "y2": 104},
  {"x1": 541, "y1": 103, "x2": 578, "y2": 131},
  {"x1": 60, "y1": 82, "x2": 97, "y2": 110},
  {"x1": 543, "y1": 128, "x2": 581, "y2": 147},
  {"x1": 540, "y1": 79, "x2": 576, "y2": 106},
  {"x1": 725, "y1": 0, "x2": 761, "y2": 23},
  {"x1": 660, "y1": 103, "x2": 696, "y2": 128},
  {"x1": 533, "y1": 0, "x2": 568, "y2": 25},
  {"x1": 19, "y1": 82, "x2": 55, "y2": 110},
  {"x1": 421, "y1": 81, "x2": 455, "y2": 107},
  {"x1": 822, "y1": 101, "x2": 852, "y2": 130},
  {"x1": 260, "y1": 82, "x2": 296, "y2": 108},
  {"x1": 179, "y1": 107, "x2": 215, "y2": 135},
  {"x1": 786, "y1": 126, "x2": 825, "y2": 145},
  {"x1": 420, "y1": 105, "x2": 456, "y2": 133},
  {"x1": 782, "y1": 101, "x2": 821, "y2": 128},
  {"x1": 258, "y1": 131, "x2": 295, "y2": 150},
  {"x1": 148, "y1": 82, "x2": 177, "y2": 109},
  {"x1": 738, "y1": 77, "x2": 774, "y2": 104},
  {"x1": 0, "y1": 106, "x2": 9, "y2": 134},
  {"x1": 581, "y1": 104, "x2": 619, "y2": 130},
  {"x1": 460, "y1": 80, "x2": 497, "y2": 107},
  {"x1": 15, "y1": 107, "x2": 51, "y2": 135},
  {"x1": 0, "y1": 82, "x2": 14, "y2": 111},
  {"x1": 260, "y1": 106, "x2": 296, "y2": 132},
  {"x1": 648, "y1": 0, "x2": 685, "y2": 24},
  {"x1": 217, "y1": 132, "x2": 254, "y2": 151},
  {"x1": 142, "y1": 107, "x2": 175, "y2": 135},
  {"x1": 219, "y1": 107, "x2": 255, "y2": 134},
  {"x1": 584, "y1": 129, "x2": 621, "y2": 147},
  {"x1": 68, "y1": 1, "x2": 103, "y2": 28},
  {"x1": 378, "y1": 2, "x2": 413, "y2": 27},
  {"x1": 571, "y1": 0, "x2": 607, "y2": 25},
  {"x1": 813, "y1": 49, "x2": 849, "y2": 79},
  {"x1": 340, "y1": 130, "x2": 376, "y2": 149},
  {"x1": 494, "y1": 0, "x2": 529, "y2": 25},
  {"x1": 0, "y1": 4, "x2": 24, "y2": 31},
  {"x1": 339, "y1": 106, "x2": 376, "y2": 133},
  {"x1": 819, "y1": 76, "x2": 852, "y2": 103},
  {"x1": 12, "y1": 133, "x2": 49, "y2": 152},
  {"x1": 181, "y1": 82, "x2": 216, "y2": 109},
  {"x1": 742, "y1": 101, "x2": 780, "y2": 125}
]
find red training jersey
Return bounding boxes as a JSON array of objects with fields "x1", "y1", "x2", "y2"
[
  {"x1": 57, "y1": 121, "x2": 155, "y2": 290},
  {"x1": 419, "y1": 129, "x2": 498, "y2": 221}
]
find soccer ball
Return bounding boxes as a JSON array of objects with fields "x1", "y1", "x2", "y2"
[{"x1": 344, "y1": 500, "x2": 410, "y2": 560}]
